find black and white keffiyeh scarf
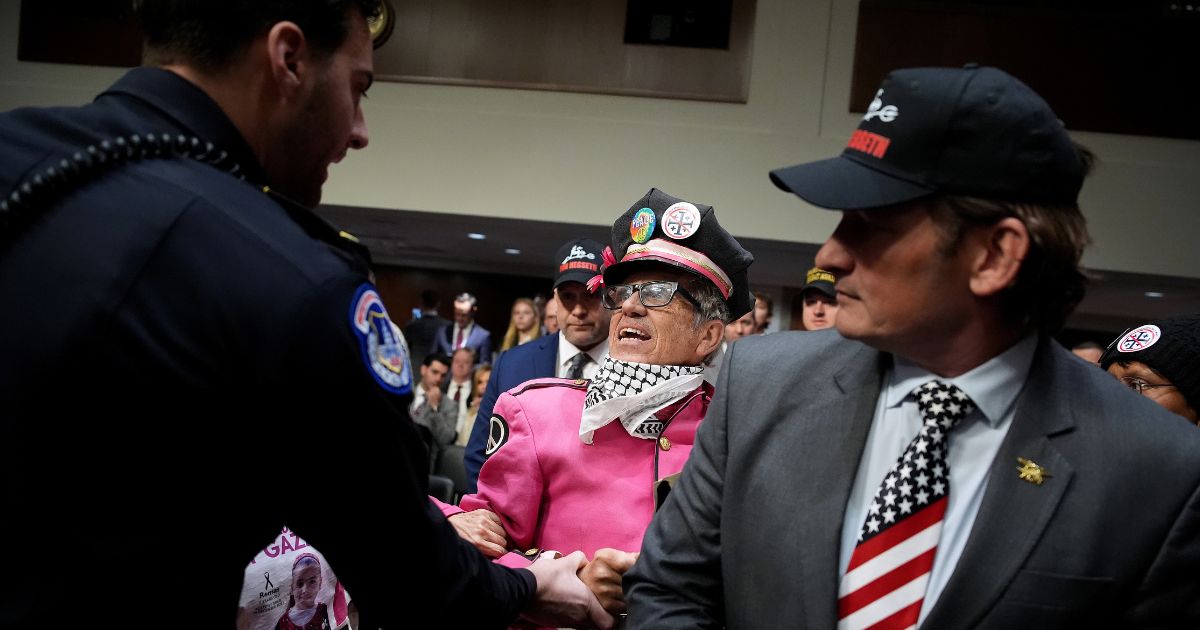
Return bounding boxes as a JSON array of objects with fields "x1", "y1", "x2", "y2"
[{"x1": 579, "y1": 356, "x2": 705, "y2": 444}]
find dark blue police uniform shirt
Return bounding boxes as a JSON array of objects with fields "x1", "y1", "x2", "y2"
[{"x1": 0, "y1": 67, "x2": 532, "y2": 628}]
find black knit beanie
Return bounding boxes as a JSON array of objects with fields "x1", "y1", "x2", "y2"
[{"x1": 1101, "y1": 313, "x2": 1200, "y2": 411}]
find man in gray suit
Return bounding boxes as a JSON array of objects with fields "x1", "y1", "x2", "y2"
[{"x1": 625, "y1": 65, "x2": 1200, "y2": 628}]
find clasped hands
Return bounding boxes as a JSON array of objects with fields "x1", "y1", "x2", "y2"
[{"x1": 449, "y1": 509, "x2": 639, "y2": 616}]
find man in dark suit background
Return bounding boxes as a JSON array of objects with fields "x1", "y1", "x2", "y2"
[
  {"x1": 404, "y1": 289, "x2": 449, "y2": 373},
  {"x1": 432, "y1": 292, "x2": 493, "y2": 365},
  {"x1": 461, "y1": 238, "x2": 612, "y2": 493},
  {"x1": 626, "y1": 66, "x2": 1200, "y2": 628}
]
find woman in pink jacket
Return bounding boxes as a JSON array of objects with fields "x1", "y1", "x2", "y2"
[{"x1": 440, "y1": 188, "x2": 755, "y2": 617}]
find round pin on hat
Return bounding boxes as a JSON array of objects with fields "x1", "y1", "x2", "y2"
[
  {"x1": 662, "y1": 202, "x2": 701, "y2": 240},
  {"x1": 606, "y1": 188, "x2": 755, "y2": 319},
  {"x1": 630, "y1": 207, "x2": 656, "y2": 244},
  {"x1": 1101, "y1": 313, "x2": 1200, "y2": 415}
]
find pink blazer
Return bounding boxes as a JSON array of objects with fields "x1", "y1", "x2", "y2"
[{"x1": 439, "y1": 377, "x2": 712, "y2": 561}]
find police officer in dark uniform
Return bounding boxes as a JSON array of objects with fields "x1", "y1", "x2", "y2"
[{"x1": 0, "y1": 2, "x2": 608, "y2": 628}]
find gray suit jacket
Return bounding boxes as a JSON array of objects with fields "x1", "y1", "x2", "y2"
[{"x1": 626, "y1": 331, "x2": 1200, "y2": 628}]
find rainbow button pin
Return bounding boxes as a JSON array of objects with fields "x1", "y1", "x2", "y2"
[{"x1": 630, "y1": 207, "x2": 656, "y2": 244}]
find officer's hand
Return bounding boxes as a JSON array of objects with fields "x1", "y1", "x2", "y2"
[
  {"x1": 578, "y1": 548, "x2": 639, "y2": 616},
  {"x1": 447, "y1": 509, "x2": 508, "y2": 558},
  {"x1": 523, "y1": 551, "x2": 614, "y2": 630}
]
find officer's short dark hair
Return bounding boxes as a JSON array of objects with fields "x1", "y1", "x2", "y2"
[
  {"x1": 135, "y1": 0, "x2": 383, "y2": 71},
  {"x1": 419, "y1": 289, "x2": 440, "y2": 310},
  {"x1": 424, "y1": 353, "x2": 452, "y2": 368}
]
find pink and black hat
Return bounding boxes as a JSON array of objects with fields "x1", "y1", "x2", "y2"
[{"x1": 603, "y1": 188, "x2": 754, "y2": 319}]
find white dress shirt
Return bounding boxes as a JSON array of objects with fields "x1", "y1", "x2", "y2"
[
  {"x1": 557, "y1": 334, "x2": 609, "y2": 380},
  {"x1": 450, "y1": 322, "x2": 475, "y2": 350},
  {"x1": 838, "y1": 334, "x2": 1038, "y2": 625},
  {"x1": 409, "y1": 383, "x2": 430, "y2": 415},
  {"x1": 446, "y1": 378, "x2": 473, "y2": 438}
]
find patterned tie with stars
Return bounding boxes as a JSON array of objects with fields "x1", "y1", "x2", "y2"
[{"x1": 837, "y1": 380, "x2": 975, "y2": 630}]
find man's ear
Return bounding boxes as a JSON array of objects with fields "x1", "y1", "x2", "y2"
[
  {"x1": 266, "y1": 21, "x2": 307, "y2": 95},
  {"x1": 693, "y1": 319, "x2": 726, "y2": 362},
  {"x1": 968, "y1": 217, "x2": 1029, "y2": 298}
]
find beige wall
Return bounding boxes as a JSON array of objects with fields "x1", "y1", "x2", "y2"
[{"x1": 2, "y1": 0, "x2": 1197, "y2": 279}]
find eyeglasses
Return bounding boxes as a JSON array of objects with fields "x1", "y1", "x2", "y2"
[
  {"x1": 1119, "y1": 376, "x2": 1177, "y2": 396},
  {"x1": 601, "y1": 281, "x2": 700, "y2": 310}
]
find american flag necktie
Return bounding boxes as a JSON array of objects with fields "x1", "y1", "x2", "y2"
[{"x1": 837, "y1": 380, "x2": 975, "y2": 630}]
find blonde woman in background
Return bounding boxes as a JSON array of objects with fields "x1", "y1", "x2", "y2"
[
  {"x1": 458, "y1": 363, "x2": 493, "y2": 446},
  {"x1": 498, "y1": 298, "x2": 539, "y2": 352}
]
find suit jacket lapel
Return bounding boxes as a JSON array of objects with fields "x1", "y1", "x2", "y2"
[
  {"x1": 796, "y1": 344, "x2": 887, "y2": 628},
  {"x1": 534, "y1": 334, "x2": 558, "y2": 378},
  {"x1": 922, "y1": 338, "x2": 1076, "y2": 628}
]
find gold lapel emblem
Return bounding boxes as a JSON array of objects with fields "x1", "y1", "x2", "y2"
[{"x1": 1016, "y1": 457, "x2": 1050, "y2": 486}]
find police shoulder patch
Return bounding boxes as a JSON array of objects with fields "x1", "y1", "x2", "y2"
[
  {"x1": 484, "y1": 414, "x2": 510, "y2": 456},
  {"x1": 349, "y1": 283, "x2": 413, "y2": 395}
]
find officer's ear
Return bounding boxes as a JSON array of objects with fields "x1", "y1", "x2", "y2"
[{"x1": 266, "y1": 21, "x2": 308, "y2": 94}]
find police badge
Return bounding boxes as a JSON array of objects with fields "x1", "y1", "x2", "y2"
[{"x1": 350, "y1": 284, "x2": 413, "y2": 395}]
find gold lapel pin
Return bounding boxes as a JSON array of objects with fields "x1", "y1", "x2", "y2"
[{"x1": 1016, "y1": 457, "x2": 1051, "y2": 486}]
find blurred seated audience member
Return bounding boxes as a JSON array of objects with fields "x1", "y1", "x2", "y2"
[
  {"x1": 800, "y1": 266, "x2": 839, "y2": 331},
  {"x1": 725, "y1": 310, "x2": 756, "y2": 343},
  {"x1": 532, "y1": 293, "x2": 548, "y2": 331},
  {"x1": 500, "y1": 297, "x2": 541, "y2": 352},
  {"x1": 543, "y1": 296, "x2": 560, "y2": 335},
  {"x1": 411, "y1": 353, "x2": 457, "y2": 459},
  {"x1": 753, "y1": 291, "x2": 773, "y2": 333},
  {"x1": 441, "y1": 188, "x2": 753, "y2": 617},
  {"x1": 459, "y1": 363, "x2": 493, "y2": 446},
  {"x1": 445, "y1": 347, "x2": 477, "y2": 444},
  {"x1": 1101, "y1": 313, "x2": 1200, "y2": 424},
  {"x1": 1071, "y1": 340, "x2": 1104, "y2": 364}
]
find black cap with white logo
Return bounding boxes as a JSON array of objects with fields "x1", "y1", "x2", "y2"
[
  {"x1": 553, "y1": 238, "x2": 605, "y2": 288},
  {"x1": 770, "y1": 65, "x2": 1086, "y2": 210}
]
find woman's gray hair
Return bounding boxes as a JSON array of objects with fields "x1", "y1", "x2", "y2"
[{"x1": 685, "y1": 278, "x2": 731, "y2": 327}]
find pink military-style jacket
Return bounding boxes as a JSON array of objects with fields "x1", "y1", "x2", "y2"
[{"x1": 438, "y1": 377, "x2": 713, "y2": 561}]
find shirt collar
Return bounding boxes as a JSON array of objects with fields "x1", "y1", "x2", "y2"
[
  {"x1": 101, "y1": 67, "x2": 267, "y2": 186},
  {"x1": 885, "y1": 334, "x2": 1038, "y2": 427},
  {"x1": 558, "y1": 333, "x2": 609, "y2": 368}
]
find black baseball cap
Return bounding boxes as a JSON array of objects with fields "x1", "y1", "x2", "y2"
[
  {"x1": 553, "y1": 238, "x2": 605, "y2": 288},
  {"x1": 801, "y1": 266, "x2": 836, "y2": 298},
  {"x1": 604, "y1": 188, "x2": 755, "y2": 319},
  {"x1": 770, "y1": 65, "x2": 1086, "y2": 210}
]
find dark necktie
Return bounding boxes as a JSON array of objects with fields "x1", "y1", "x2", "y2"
[
  {"x1": 568, "y1": 352, "x2": 590, "y2": 380},
  {"x1": 837, "y1": 380, "x2": 975, "y2": 629}
]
